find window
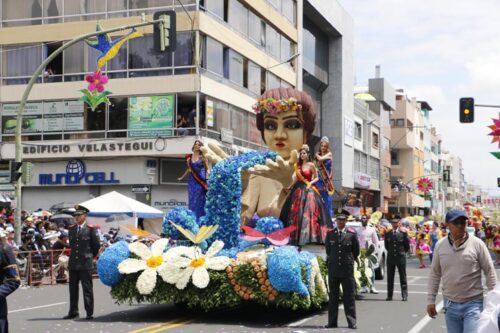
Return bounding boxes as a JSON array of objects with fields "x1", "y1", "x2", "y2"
[
  {"x1": 268, "y1": 0, "x2": 281, "y2": 10},
  {"x1": 44, "y1": 0, "x2": 63, "y2": 24},
  {"x1": 174, "y1": 32, "x2": 194, "y2": 68},
  {"x1": 280, "y1": 35, "x2": 293, "y2": 64},
  {"x1": 228, "y1": 0, "x2": 248, "y2": 36},
  {"x1": 108, "y1": 97, "x2": 128, "y2": 138},
  {"x1": 372, "y1": 132, "x2": 379, "y2": 149},
  {"x1": 204, "y1": 37, "x2": 224, "y2": 77},
  {"x1": 420, "y1": 131, "x2": 424, "y2": 141},
  {"x1": 370, "y1": 157, "x2": 380, "y2": 178},
  {"x1": 63, "y1": 0, "x2": 105, "y2": 21},
  {"x1": 354, "y1": 151, "x2": 360, "y2": 172},
  {"x1": 160, "y1": 158, "x2": 188, "y2": 184},
  {"x1": 247, "y1": 61, "x2": 261, "y2": 95},
  {"x1": 2, "y1": 44, "x2": 43, "y2": 80},
  {"x1": 265, "y1": 26, "x2": 280, "y2": 59},
  {"x1": 360, "y1": 153, "x2": 367, "y2": 173},
  {"x1": 390, "y1": 119, "x2": 395, "y2": 127},
  {"x1": 248, "y1": 11, "x2": 264, "y2": 47},
  {"x1": 107, "y1": 0, "x2": 128, "y2": 17},
  {"x1": 205, "y1": 0, "x2": 224, "y2": 19},
  {"x1": 231, "y1": 106, "x2": 248, "y2": 141},
  {"x1": 129, "y1": 35, "x2": 172, "y2": 75},
  {"x1": 281, "y1": 0, "x2": 295, "y2": 24},
  {"x1": 354, "y1": 122, "x2": 362, "y2": 140},
  {"x1": 2, "y1": 0, "x2": 41, "y2": 23},
  {"x1": 228, "y1": 50, "x2": 244, "y2": 86},
  {"x1": 63, "y1": 41, "x2": 87, "y2": 81},
  {"x1": 267, "y1": 72, "x2": 280, "y2": 89},
  {"x1": 391, "y1": 151, "x2": 399, "y2": 165},
  {"x1": 395, "y1": 119, "x2": 404, "y2": 127}
]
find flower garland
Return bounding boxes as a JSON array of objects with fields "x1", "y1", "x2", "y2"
[
  {"x1": 252, "y1": 97, "x2": 302, "y2": 115},
  {"x1": 267, "y1": 246, "x2": 309, "y2": 297},
  {"x1": 97, "y1": 241, "x2": 130, "y2": 287},
  {"x1": 204, "y1": 151, "x2": 277, "y2": 249}
]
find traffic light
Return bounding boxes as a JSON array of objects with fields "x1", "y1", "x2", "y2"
[
  {"x1": 9, "y1": 161, "x2": 22, "y2": 183},
  {"x1": 459, "y1": 97, "x2": 474, "y2": 123},
  {"x1": 153, "y1": 11, "x2": 176, "y2": 52}
]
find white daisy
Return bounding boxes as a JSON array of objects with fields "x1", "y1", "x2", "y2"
[
  {"x1": 118, "y1": 238, "x2": 169, "y2": 295},
  {"x1": 162, "y1": 240, "x2": 231, "y2": 290}
]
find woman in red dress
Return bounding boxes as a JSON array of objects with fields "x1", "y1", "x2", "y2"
[{"x1": 280, "y1": 144, "x2": 332, "y2": 246}]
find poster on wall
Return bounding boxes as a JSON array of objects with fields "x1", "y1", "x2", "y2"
[
  {"x1": 2, "y1": 103, "x2": 43, "y2": 134},
  {"x1": 206, "y1": 99, "x2": 214, "y2": 127},
  {"x1": 128, "y1": 95, "x2": 174, "y2": 138},
  {"x1": 344, "y1": 117, "x2": 354, "y2": 147},
  {"x1": 63, "y1": 101, "x2": 85, "y2": 131}
]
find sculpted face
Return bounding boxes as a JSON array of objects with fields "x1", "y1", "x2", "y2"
[{"x1": 263, "y1": 110, "x2": 304, "y2": 160}]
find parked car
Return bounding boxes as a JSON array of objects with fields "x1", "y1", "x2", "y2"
[{"x1": 346, "y1": 221, "x2": 387, "y2": 280}]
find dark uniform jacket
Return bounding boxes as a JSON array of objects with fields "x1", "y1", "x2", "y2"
[
  {"x1": 0, "y1": 244, "x2": 20, "y2": 318},
  {"x1": 325, "y1": 228, "x2": 360, "y2": 278},
  {"x1": 384, "y1": 229, "x2": 410, "y2": 265},
  {"x1": 68, "y1": 223, "x2": 100, "y2": 271}
]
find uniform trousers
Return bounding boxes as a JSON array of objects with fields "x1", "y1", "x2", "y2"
[
  {"x1": 68, "y1": 269, "x2": 94, "y2": 317},
  {"x1": 387, "y1": 262, "x2": 407, "y2": 299},
  {"x1": 328, "y1": 275, "x2": 356, "y2": 327}
]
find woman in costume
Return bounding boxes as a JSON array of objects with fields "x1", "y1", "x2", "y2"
[
  {"x1": 315, "y1": 136, "x2": 334, "y2": 216},
  {"x1": 240, "y1": 88, "x2": 317, "y2": 224},
  {"x1": 279, "y1": 145, "x2": 332, "y2": 246},
  {"x1": 178, "y1": 140, "x2": 209, "y2": 218}
]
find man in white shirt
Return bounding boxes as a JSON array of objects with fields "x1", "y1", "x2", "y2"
[{"x1": 356, "y1": 215, "x2": 379, "y2": 294}]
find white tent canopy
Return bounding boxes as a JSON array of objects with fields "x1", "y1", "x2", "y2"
[{"x1": 78, "y1": 191, "x2": 164, "y2": 219}]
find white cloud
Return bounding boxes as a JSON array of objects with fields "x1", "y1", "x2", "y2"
[{"x1": 339, "y1": 0, "x2": 500, "y2": 193}]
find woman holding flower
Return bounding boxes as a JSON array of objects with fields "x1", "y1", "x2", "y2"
[
  {"x1": 280, "y1": 144, "x2": 332, "y2": 246},
  {"x1": 178, "y1": 140, "x2": 209, "y2": 218}
]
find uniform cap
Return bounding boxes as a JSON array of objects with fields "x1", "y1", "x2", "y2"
[
  {"x1": 334, "y1": 208, "x2": 350, "y2": 220},
  {"x1": 390, "y1": 214, "x2": 401, "y2": 222},
  {"x1": 73, "y1": 205, "x2": 90, "y2": 216}
]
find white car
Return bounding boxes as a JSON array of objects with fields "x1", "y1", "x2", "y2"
[{"x1": 346, "y1": 221, "x2": 387, "y2": 280}]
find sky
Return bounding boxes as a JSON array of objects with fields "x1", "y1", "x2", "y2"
[{"x1": 337, "y1": 0, "x2": 500, "y2": 196}]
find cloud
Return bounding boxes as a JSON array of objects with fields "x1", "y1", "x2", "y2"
[{"x1": 340, "y1": 0, "x2": 500, "y2": 192}]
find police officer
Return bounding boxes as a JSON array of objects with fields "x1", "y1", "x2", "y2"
[
  {"x1": 325, "y1": 212, "x2": 360, "y2": 329},
  {"x1": 64, "y1": 205, "x2": 100, "y2": 320},
  {"x1": 0, "y1": 229, "x2": 20, "y2": 333},
  {"x1": 384, "y1": 214, "x2": 409, "y2": 301}
]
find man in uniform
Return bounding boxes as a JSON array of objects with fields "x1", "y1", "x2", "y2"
[
  {"x1": 0, "y1": 229, "x2": 20, "y2": 333},
  {"x1": 384, "y1": 214, "x2": 409, "y2": 301},
  {"x1": 63, "y1": 206, "x2": 100, "y2": 320},
  {"x1": 325, "y1": 211, "x2": 360, "y2": 329}
]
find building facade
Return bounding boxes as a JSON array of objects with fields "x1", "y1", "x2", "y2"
[{"x1": 0, "y1": 0, "x2": 354, "y2": 213}]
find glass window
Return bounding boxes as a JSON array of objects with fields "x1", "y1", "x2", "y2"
[
  {"x1": 85, "y1": 103, "x2": 106, "y2": 135},
  {"x1": 107, "y1": 0, "x2": 128, "y2": 17},
  {"x1": 63, "y1": 42, "x2": 87, "y2": 81},
  {"x1": 174, "y1": 32, "x2": 194, "y2": 67},
  {"x1": 2, "y1": 44, "x2": 43, "y2": 78},
  {"x1": 267, "y1": 0, "x2": 281, "y2": 11},
  {"x1": 248, "y1": 11, "x2": 263, "y2": 46},
  {"x1": 205, "y1": 0, "x2": 224, "y2": 19},
  {"x1": 281, "y1": 0, "x2": 294, "y2": 24},
  {"x1": 107, "y1": 46, "x2": 127, "y2": 78},
  {"x1": 44, "y1": 0, "x2": 63, "y2": 24},
  {"x1": 354, "y1": 122, "x2": 362, "y2": 140},
  {"x1": 267, "y1": 72, "x2": 280, "y2": 89},
  {"x1": 214, "y1": 100, "x2": 230, "y2": 131},
  {"x1": 205, "y1": 37, "x2": 223, "y2": 76},
  {"x1": 354, "y1": 151, "x2": 360, "y2": 172},
  {"x1": 64, "y1": 0, "x2": 105, "y2": 20},
  {"x1": 2, "y1": 0, "x2": 40, "y2": 21},
  {"x1": 391, "y1": 151, "x2": 399, "y2": 165},
  {"x1": 228, "y1": 50, "x2": 243, "y2": 86},
  {"x1": 266, "y1": 26, "x2": 280, "y2": 59},
  {"x1": 108, "y1": 97, "x2": 128, "y2": 137},
  {"x1": 231, "y1": 106, "x2": 248, "y2": 141},
  {"x1": 280, "y1": 35, "x2": 292, "y2": 64},
  {"x1": 395, "y1": 119, "x2": 404, "y2": 127},
  {"x1": 129, "y1": 34, "x2": 172, "y2": 69},
  {"x1": 228, "y1": 0, "x2": 248, "y2": 36},
  {"x1": 372, "y1": 132, "x2": 379, "y2": 149},
  {"x1": 247, "y1": 61, "x2": 261, "y2": 95}
]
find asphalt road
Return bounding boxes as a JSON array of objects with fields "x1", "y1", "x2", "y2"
[{"x1": 9, "y1": 258, "x2": 500, "y2": 333}]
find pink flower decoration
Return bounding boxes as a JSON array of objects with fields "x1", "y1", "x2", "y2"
[{"x1": 85, "y1": 71, "x2": 108, "y2": 93}]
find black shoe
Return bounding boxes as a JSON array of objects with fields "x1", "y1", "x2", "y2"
[
  {"x1": 324, "y1": 324, "x2": 337, "y2": 328},
  {"x1": 348, "y1": 324, "x2": 357, "y2": 329},
  {"x1": 386, "y1": 297, "x2": 392, "y2": 301},
  {"x1": 85, "y1": 315, "x2": 94, "y2": 320},
  {"x1": 402, "y1": 296, "x2": 408, "y2": 301},
  {"x1": 63, "y1": 313, "x2": 78, "y2": 320}
]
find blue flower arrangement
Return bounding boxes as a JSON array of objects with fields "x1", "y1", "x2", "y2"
[
  {"x1": 162, "y1": 207, "x2": 199, "y2": 239},
  {"x1": 217, "y1": 246, "x2": 239, "y2": 259},
  {"x1": 299, "y1": 251, "x2": 314, "y2": 290},
  {"x1": 97, "y1": 241, "x2": 130, "y2": 287},
  {"x1": 267, "y1": 246, "x2": 309, "y2": 297},
  {"x1": 239, "y1": 216, "x2": 285, "y2": 249},
  {"x1": 204, "y1": 151, "x2": 277, "y2": 249}
]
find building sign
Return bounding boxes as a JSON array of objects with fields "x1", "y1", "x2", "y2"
[
  {"x1": 206, "y1": 99, "x2": 214, "y2": 127},
  {"x1": 2, "y1": 101, "x2": 84, "y2": 134},
  {"x1": 22, "y1": 140, "x2": 155, "y2": 157},
  {"x1": 128, "y1": 95, "x2": 174, "y2": 138},
  {"x1": 354, "y1": 172, "x2": 371, "y2": 188},
  {"x1": 132, "y1": 185, "x2": 150, "y2": 193},
  {"x1": 39, "y1": 160, "x2": 119, "y2": 185}
]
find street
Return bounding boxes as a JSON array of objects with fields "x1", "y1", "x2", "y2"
[{"x1": 9, "y1": 258, "x2": 499, "y2": 333}]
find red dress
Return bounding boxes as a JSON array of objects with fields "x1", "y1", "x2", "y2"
[{"x1": 279, "y1": 163, "x2": 332, "y2": 246}]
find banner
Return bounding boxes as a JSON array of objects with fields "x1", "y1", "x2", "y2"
[
  {"x1": 206, "y1": 99, "x2": 214, "y2": 127},
  {"x1": 128, "y1": 95, "x2": 174, "y2": 138}
]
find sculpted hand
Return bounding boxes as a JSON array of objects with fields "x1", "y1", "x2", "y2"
[
  {"x1": 247, "y1": 150, "x2": 298, "y2": 187},
  {"x1": 426, "y1": 304, "x2": 437, "y2": 318},
  {"x1": 200, "y1": 142, "x2": 228, "y2": 165}
]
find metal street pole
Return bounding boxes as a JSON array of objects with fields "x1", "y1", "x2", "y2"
[{"x1": 13, "y1": 19, "x2": 162, "y2": 245}]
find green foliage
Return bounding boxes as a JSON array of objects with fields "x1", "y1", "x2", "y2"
[{"x1": 80, "y1": 89, "x2": 112, "y2": 111}]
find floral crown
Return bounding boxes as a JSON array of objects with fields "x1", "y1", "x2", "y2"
[{"x1": 252, "y1": 97, "x2": 303, "y2": 115}]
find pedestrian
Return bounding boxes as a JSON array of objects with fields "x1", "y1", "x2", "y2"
[
  {"x1": 427, "y1": 209, "x2": 497, "y2": 333},
  {"x1": 63, "y1": 206, "x2": 100, "y2": 320},
  {"x1": 325, "y1": 212, "x2": 360, "y2": 329},
  {"x1": 356, "y1": 214, "x2": 379, "y2": 294},
  {"x1": 385, "y1": 214, "x2": 409, "y2": 301},
  {"x1": 0, "y1": 229, "x2": 21, "y2": 333}
]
